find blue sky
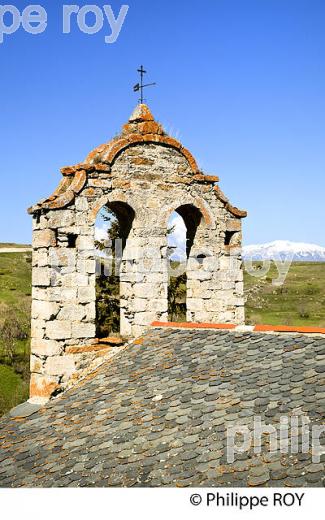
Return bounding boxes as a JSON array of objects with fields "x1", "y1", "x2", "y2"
[{"x1": 1, "y1": 0, "x2": 324, "y2": 246}]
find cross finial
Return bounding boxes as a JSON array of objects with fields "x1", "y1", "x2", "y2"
[{"x1": 133, "y1": 65, "x2": 156, "y2": 104}]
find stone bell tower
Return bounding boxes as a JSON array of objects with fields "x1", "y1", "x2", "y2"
[{"x1": 28, "y1": 104, "x2": 247, "y2": 400}]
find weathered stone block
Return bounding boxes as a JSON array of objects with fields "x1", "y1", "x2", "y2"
[
  {"x1": 45, "y1": 355, "x2": 76, "y2": 377},
  {"x1": 133, "y1": 311, "x2": 156, "y2": 326},
  {"x1": 235, "y1": 306, "x2": 245, "y2": 324},
  {"x1": 61, "y1": 287, "x2": 77, "y2": 301},
  {"x1": 134, "y1": 283, "x2": 156, "y2": 298},
  {"x1": 77, "y1": 258, "x2": 96, "y2": 275},
  {"x1": 71, "y1": 323, "x2": 96, "y2": 339},
  {"x1": 61, "y1": 272, "x2": 89, "y2": 287},
  {"x1": 226, "y1": 219, "x2": 241, "y2": 232},
  {"x1": 130, "y1": 298, "x2": 148, "y2": 312},
  {"x1": 30, "y1": 373, "x2": 60, "y2": 399},
  {"x1": 57, "y1": 304, "x2": 87, "y2": 321},
  {"x1": 187, "y1": 270, "x2": 212, "y2": 281},
  {"x1": 204, "y1": 299, "x2": 222, "y2": 312},
  {"x1": 82, "y1": 303, "x2": 96, "y2": 320},
  {"x1": 30, "y1": 355, "x2": 43, "y2": 374},
  {"x1": 147, "y1": 299, "x2": 168, "y2": 312},
  {"x1": 31, "y1": 319, "x2": 46, "y2": 339},
  {"x1": 75, "y1": 196, "x2": 89, "y2": 211},
  {"x1": 77, "y1": 235, "x2": 94, "y2": 250},
  {"x1": 32, "y1": 248, "x2": 48, "y2": 267},
  {"x1": 49, "y1": 248, "x2": 76, "y2": 268},
  {"x1": 33, "y1": 229, "x2": 56, "y2": 248},
  {"x1": 32, "y1": 300, "x2": 59, "y2": 321},
  {"x1": 46, "y1": 321, "x2": 72, "y2": 340},
  {"x1": 47, "y1": 210, "x2": 75, "y2": 228},
  {"x1": 187, "y1": 298, "x2": 204, "y2": 311},
  {"x1": 32, "y1": 267, "x2": 52, "y2": 287},
  {"x1": 78, "y1": 286, "x2": 96, "y2": 303},
  {"x1": 120, "y1": 311, "x2": 133, "y2": 337},
  {"x1": 235, "y1": 281, "x2": 244, "y2": 294},
  {"x1": 31, "y1": 339, "x2": 62, "y2": 357}
]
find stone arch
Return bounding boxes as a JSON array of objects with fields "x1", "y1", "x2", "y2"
[
  {"x1": 87, "y1": 135, "x2": 199, "y2": 175},
  {"x1": 159, "y1": 195, "x2": 215, "y2": 231}
]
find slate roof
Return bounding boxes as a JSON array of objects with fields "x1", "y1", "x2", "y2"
[{"x1": 0, "y1": 328, "x2": 324, "y2": 487}]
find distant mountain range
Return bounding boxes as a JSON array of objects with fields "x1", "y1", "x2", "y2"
[{"x1": 243, "y1": 240, "x2": 325, "y2": 262}]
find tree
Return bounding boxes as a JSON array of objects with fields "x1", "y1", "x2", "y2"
[{"x1": 95, "y1": 208, "x2": 121, "y2": 337}]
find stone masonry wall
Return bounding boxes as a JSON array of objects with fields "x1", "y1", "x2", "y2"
[{"x1": 28, "y1": 104, "x2": 246, "y2": 400}]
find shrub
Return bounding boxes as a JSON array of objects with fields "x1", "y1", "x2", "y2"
[{"x1": 297, "y1": 304, "x2": 310, "y2": 319}]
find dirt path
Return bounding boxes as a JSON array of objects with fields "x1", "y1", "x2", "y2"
[{"x1": 0, "y1": 248, "x2": 31, "y2": 253}]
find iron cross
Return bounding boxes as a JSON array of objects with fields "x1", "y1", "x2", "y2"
[{"x1": 133, "y1": 65, "x2": 156, "y2": 104}]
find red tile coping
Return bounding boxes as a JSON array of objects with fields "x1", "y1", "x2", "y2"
[
  {"x1": 151, "y1": 321, "x2": 236, "y2": 330},
  {"x1": 254, "y1": 324, "x2": 325, "y2": 334},
  {"x1": 151, "y1": 321, "x2": 325, "y2": 335}
]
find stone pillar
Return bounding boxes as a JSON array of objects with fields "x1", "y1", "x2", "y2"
[{"x1": 120, "y1": 231, "x2": 168, "y2": 337}]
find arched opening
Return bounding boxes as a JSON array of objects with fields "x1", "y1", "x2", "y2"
[
  {"x1": 167, "y1": 204, "x2": 202, "y2": 321},
  {"x1": 95, "y1": 201, "x2": 135, "y2": 338}
]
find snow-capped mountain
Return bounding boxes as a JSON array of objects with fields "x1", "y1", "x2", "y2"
[{"x1": 243, "y1": 240, "x2": 325, "y2": 262}]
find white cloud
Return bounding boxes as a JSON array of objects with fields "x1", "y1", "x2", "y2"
[
  {"x1": 168, "y1": 212, "x2": 186, "y2": 257},
  {"x1": 95, "y1": 226, "x2": 108, "y2": 242}
]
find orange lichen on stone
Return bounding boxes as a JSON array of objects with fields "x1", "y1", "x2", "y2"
[
  {"x1": 30, "y1": 374, "x2": 60, "y2": 399},
  {"x1": 33, "y1": 229, "x2": 57, "y2": 248},
  {"x1": 226, "y1": 204, "x2": 247, "y2": 218},
  {"x1": 133, "y1": 337, "x2": 144, "y2": 345},
  {"x1": 83, "y1": 187, "x2": 96, "y2": 198},
  {"x1": 129, "y1": 104, "x2": 154, "y2": 122},
  {"x1": 181, "y1": 147, "x2": 199, "y2": 173},
  {"x1": 112, "y1": 179, "x2": 131, "y2": 189},
  {"x1": 162, "y1": 136, "x2": 182, "y2": 150},
  {"x1": 66, "y1": 345, "x2": 112, "y2": 354},
  {"x1": 131, "y1": 157, "x2": 155, "y2": 166},
  {"x1": 194, "y1": 198, "x2": 213, "y2": 225},
  {"x1": 122, "y1": 123, "x2": 137, "y2": 134},
  {"x1": 142, "y1": 133, "x2": 162, "y2": 144},
  {"x1": 61, "y1": 166, "x2": 77, "y2": 176},
  {"x1": 137, "y1": 121, "x2": 163, "y2": 135},
  {"x1": 226, "y1": 220, "x2": 242, "y2": 232},
  {"x1": 28, "y1": 104, "x2": 245, "y2": 231},
  {"x1": 71, "y1": 170, "x2": 87, "y2": 194},
  {"x1": 193, "y1": 173, "x2": 219, "y2": 183},
  {"x1": 126, "y1": 134, "x2": 145, "y2": 145},
  {"x1": 94, "y1": 163, "x2": 111, "y2": 172},
  {"x1": 151, "y1": 321, "x2": 236, "y2": 330},
  {"x1": 54, "y1": 177, "x2": 73, "y2": 196},
  {"x1": 214, "y1": 185, "x2": 229, "y2": 203},
  {"x1": 104, "y1": 139, "x2": 130, "y2": 163},
  {"x1": 213, "y1": 186, "x2": 247, "y2": 218},
  {"x1": 97, "y1": 337, "x2": 125, "y2": 346}
]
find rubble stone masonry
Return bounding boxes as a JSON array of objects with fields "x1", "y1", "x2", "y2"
[{"x1": 28, "y1": 104, "x2": 247, "y2": 400}]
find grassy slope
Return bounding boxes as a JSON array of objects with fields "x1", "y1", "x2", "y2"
[
  {"x1": 0, "y1": 252, "x2": 31, "y2": 415},
  {"x1": 244, "y1": 261, "x2": 325, "y2": 327}
]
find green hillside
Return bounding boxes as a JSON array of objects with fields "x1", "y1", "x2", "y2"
[
  {"x1": 244, "y1": 261, "x2": 325, "y2": 327},
  {"x1": 0, "y1": 252, "x2": 31, "y2": 416}
]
